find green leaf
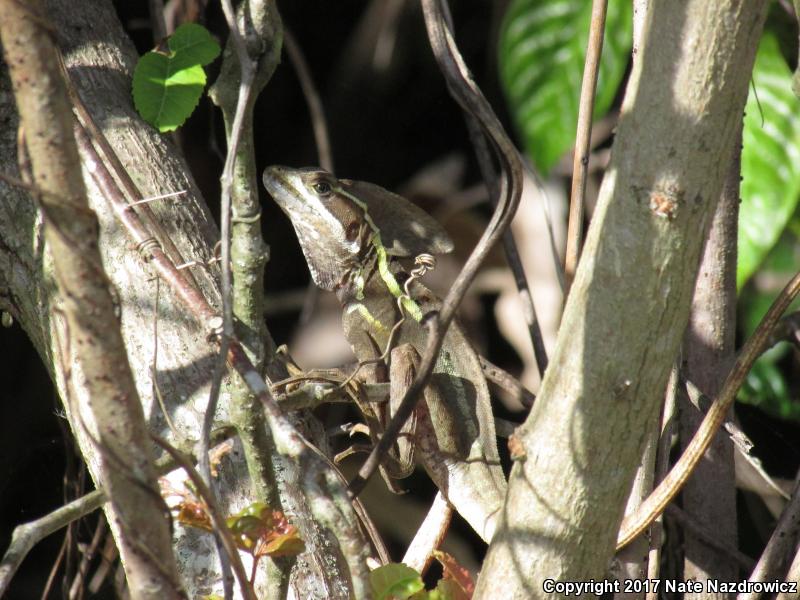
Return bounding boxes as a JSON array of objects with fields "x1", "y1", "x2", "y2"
[
  {"x1": 738, "y1": 33, "x2": 800, "y2": 288},
  {"x1": 739, "y1": 231, "x2": 800, "y2": 334},
  {"x1": 498, "y1": 0, "x2": 632, "y2": 175},
  {"x1": 132, "y1": 23, "x2": 221, "y2": 132},
  {"x1": 738, "y1": 348, "x2": 800, "y2": 422},
  {"x1": 168, "y1": 23, "x2": 221, "y2": 69},
  {"x1": 369, "y1": 564, "x2": 425, "y2": 600},
  {"x1": 432, "y1": 580, "x2": 462, "y2": 600}
]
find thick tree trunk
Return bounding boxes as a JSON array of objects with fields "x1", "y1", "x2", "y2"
[
  {"x1": 680, "y1": 130, "x2": 741, "y2": 597},
  {"x1": 0, "y1": 1, "x2": 184, "y2": 597},
  {"x1": 475, "y1": 1, "x2": 768, "y2": 597},
  {"x1": 0, "y1": 1, "x2": 350, "y2": 597}
]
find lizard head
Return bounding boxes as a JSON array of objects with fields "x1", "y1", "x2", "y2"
[{"x1": 263, "y1": 166, "x2": 453, "y2": 291}]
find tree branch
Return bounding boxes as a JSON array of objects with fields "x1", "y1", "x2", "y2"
[
  {"x1": 0, "y1": 1, "x2": 183, "y2": 596},
  {"x1": 349, "y1": 0, "x2": 524, "y2": 498},
  {"x1": 565, "y1": 0, "x2": 608, "y2": 288},
  {"x1": 475, "y1": 1, "x2": 769, "y2": 594}
]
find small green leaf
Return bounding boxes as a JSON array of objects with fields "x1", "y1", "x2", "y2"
[
  {"x1": 132, "y1": 23, "x2": 220, "y2": 132},
  {"x1": 370, "y1": 564, "x2": 425, "y2": 600},
  {"x1": 738, "y1": 33, "x2": 800, "y2": 288},
  {"x1": 498, "y1": 0, "x2": 632, "y2": 175},
  {"x1": 168, "y1": 23, "x2": 221, "y2": 69}
]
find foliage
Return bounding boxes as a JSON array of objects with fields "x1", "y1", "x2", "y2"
[
  {"x1": 498, "y1": 0, "x2": 632, "y2": 175},
  {"x1": 132, "y1": 23, "x2": 220, "y2": 132},
  {"x1": 738, "y1": 232, "x2": 800, "y2": 421},
  {"x1": 171, "y1": 488, "x2": 305, "y2": 565},
  {"x1": 225, "y1": 502, "x2": 306, "y2": 558},
  {"x1": 369, "y1": 551, "x2": 474, "y2": 600},
  {"x1": 738, "y1": 32, "x2": 800, "y2": 289}
]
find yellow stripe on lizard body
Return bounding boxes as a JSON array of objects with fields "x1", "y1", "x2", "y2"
[
  {"x1": 338, "y1": 187, "x2": 424, "y2": 322},
  {"x1": 345, "y1": 303, "x2": 389, "y2": 334}
]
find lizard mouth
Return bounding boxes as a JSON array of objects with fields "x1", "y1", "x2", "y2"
[
  {"x1": 262, "y1": 165, "x2": 314, "y2": 222},
  {"x1": 262, "y1": 165, "x2": 293, "y2": 199}
]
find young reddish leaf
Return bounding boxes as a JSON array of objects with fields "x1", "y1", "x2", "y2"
[
  {"x1": 227, "y1": 502, "x2": 305, "y2": 557},
  {"x1": 176, "y1": 500, "x2": 213, "y2": 531},
  {"x1": 432, "y1": 551, "x2": 474, "y2": 599},
  {"x1": 261, "y1": 528, "x2": 305, "y2": 558},
  {"x1": 165, "y1": 484, "x2": 213, "y2": 532}
]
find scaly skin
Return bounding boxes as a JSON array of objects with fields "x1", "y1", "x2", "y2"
[
  {"x1": 263, "y1": 165, "x2": 507, "y2": 542},
  {"x1": 341, "y1": 262, "x2": 506, "y2": 543}
]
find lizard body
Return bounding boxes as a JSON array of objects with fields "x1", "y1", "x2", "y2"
[{"x1": 263, "y1": 165, "x2": 507, "y2": 542}]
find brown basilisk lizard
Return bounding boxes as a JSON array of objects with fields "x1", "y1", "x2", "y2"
[{"x1": 263, "y1": 165, "x2": 507, "y2": 543}]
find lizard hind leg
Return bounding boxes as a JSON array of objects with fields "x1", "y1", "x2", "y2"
[{"x1": 389, "y1": 343, "x2": 422, "y2": 478}]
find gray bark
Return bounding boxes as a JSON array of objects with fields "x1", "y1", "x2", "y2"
[
  {"x1": 0, "y1": 1, "x2": 350, "y2": 597},
  {"x1": 0, "y1": 0, "x2": 184, "y2": 597},
  {"x1": 474, "y1": 1, "x2": 768, "y2": 597},
  {"x1": 680, "y1": 129, "x2": 741, "y2": 597}
]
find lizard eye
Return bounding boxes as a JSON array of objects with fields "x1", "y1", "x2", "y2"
[{"x1": 312, "y1": 181, "x2": 332, "y2": 196}]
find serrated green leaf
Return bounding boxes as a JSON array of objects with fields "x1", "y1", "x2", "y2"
[
  {"x1": 739, "y1": 33, "x2": 800, "y2": 288},
  {"x1": 133, "y1": 57, "x2": 206, "y2": 132},
  {"x1": 168, "y1": 23, "x2": 221, "y2": 70},
  {"x1": 370, "y1": 564, "x2": 425, "y2": 600},
  {"x1": 498, "y1": 0, "x2": 632, "y2": 175},
  {"x1": 132, "y1": 23, "x2": 220, "y2": 132}
]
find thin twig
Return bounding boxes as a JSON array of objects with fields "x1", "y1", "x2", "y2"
[
  {"x1": 738, "y1": 472, "x2": 800, "y2": 600},
  {"x1": 148, "y1": 0, "x2": 167, "y2": 41},
  {"x1": 40, "y1": 531, "x2": 67, "y2": 600},
  {"x1": 564, "y1": 0, "x2": 608, "y2": 289},
  {"x1": 665, "y1": 505, "x2": 754, "y2": 572},
  {"x1": 479, "y1": 355, "x2": 536, "y2": 408},
  {"x1": 461, "y1": 87, "x2": 548, "y2": 377},
  {"x1": 0, "y1": 427, "x2": 236, "y2": 597},
  {"x1": 767, "y1": 309, "x2": 800, "y2": 349},
  {"x1": 532, "y1": 164, "x2": 567, "y2": 294},
  {"x1": 150, "y1": 276, "x2": 181, "y2": 439},
  {"x1": 283, "y1": 27, "x2": 334, "y2": 173},
  {"x1": 68, "y1": 516, "x2": 106, "y2": 599},
  {"x1": 440, "y1": 0, "x2": 547, "y2": 377},
  {"x1": 349, "y1": 0, "x2": 523, "y2": 497},
  {"x1": 683, "y1": 375, "x2": 788, "y2": 501},
  {"x1": 152, "y1": 434, "x2": 257, "y2": 600},
  {"x1": 618, "y1": 268, "x2": 800, "y2": 549},
  {"x1": 0, "y1": 491, "x2": 105, "y2": 596},
  {"x1": 402, "y1": 492, "x2": 453, "y2": 574},
  {"x1": 88, "y1": 534, "x2": 119, "y2": 594},
  {"x1": 645, "y1": 364, "x2": 678, "y2": 600},
  {"x1": 202, "y1": 2, "x2": 260, "y2": 594}
]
